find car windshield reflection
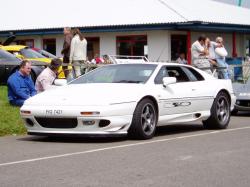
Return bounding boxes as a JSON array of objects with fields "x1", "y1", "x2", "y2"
[
  {"x1": 21, "y1": 48, "x2": 45, "y2": 58},
  {"x1": 70, "y1": 64, "x2": 157, "y2": 84}
]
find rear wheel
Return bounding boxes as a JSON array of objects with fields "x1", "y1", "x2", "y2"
[
  {"x1": 129, "y1": 99, "x2": 157, "y2": 139},
  {"x1": 203, "y1": 92, "x2": 231, "y2": 129}
]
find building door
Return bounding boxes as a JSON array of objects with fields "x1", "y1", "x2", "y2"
[
  {"x1": 171, "y1": 35, "x2": 187, "y2": 61},
  {"x1": 43, "y1": 39, "x2": 56, "y2": 55},
  {"x1": 116, "y1": 35, "x2": 147, "y2": 56},
  {"x1": 86, "y1": 37, "x2": 100, "y2": 61}
]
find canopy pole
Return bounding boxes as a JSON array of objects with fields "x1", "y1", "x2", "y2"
[
  {"x1": 232, "y1": 32, "x2": 237, "y2": 57},
  {"x1": 187, "y1": 31, "x2": 191, "y2": 65}
]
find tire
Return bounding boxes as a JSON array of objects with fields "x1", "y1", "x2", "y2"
[
  {"x1": 203, "y1": 92, "x2": 231, "y2": 129},
  {"x1": 128, "y1": 99, "x2": 157, "y2": 140}
]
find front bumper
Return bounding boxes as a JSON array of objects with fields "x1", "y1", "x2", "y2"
[
  {"x1": 234, "y1": 99, "x2": 250, "y2": 111},
  {"x1": 20, "y1": 104, "x2": 135, "y2": 136}
]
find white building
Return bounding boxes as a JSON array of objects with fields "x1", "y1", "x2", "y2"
[{"x1": 1, "y1": 0, "x2": 250, "y2": 63}]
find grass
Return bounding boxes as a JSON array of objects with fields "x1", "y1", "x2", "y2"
[{"x1": 0, "y1": 86, "x2": 26, "y2": 136}]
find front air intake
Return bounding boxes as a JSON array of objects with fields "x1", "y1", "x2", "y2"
[{"x1": 99, "y1": 120, "x2": 110, "y2": 128}]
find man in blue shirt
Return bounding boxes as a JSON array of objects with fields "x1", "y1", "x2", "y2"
[{"x1": 7, "y1": 60, "x2": 37, "y2": 106}]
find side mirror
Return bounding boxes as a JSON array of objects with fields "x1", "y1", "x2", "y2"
[
  {"x1": 163, "y1": 77, "x2": 176, "y2": 87},
  {"x1": 54, "y1": 79, "x2": 67, "y2": 86}
]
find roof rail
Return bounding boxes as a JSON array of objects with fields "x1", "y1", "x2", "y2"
[{"x1": 108, "y1": 55, "x2": 149, "y2": 64}]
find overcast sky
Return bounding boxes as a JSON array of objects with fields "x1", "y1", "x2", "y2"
[{"x1": 213, "y1": 0, "x2": 250, "y2": 8}]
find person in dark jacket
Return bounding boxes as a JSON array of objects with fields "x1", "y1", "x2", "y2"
[
  {"x1": 61, "y1": 27, "x2": 72, "y2": 78},
  {"x1": 7, "y1": 60, "x2": 37, "y2": 106}
]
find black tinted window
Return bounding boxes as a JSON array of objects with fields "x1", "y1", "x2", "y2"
[
  {"x1": 154, "y1": 66, "x2": 190, "y2": 84},
  {"x1": 182, "y1": 67, "x2": 204, "y2": 81}
]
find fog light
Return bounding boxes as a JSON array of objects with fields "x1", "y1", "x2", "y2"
[
  {"x1": 26, "y1": 119, "x2": 34, "y2": 127},
  {"x1": 99, "y1": 120, "x2": 110, "y2": 128},
  {"x1": 82, "y1": 120, "x2": 95, "y2": 125}
]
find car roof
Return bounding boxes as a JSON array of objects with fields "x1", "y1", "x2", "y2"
[{"x1": 111, "y1": 62, "x2": 189, "y2": 67}]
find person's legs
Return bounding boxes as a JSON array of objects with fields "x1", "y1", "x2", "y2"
[
  {"x1": 10, "y1": 99, "x2": 25, "y2": 107},
  {"x1": 62, "y1": 57, "x2": 70, "y2": 78},
  {"x1": 72, "y1": 61, "x2": 81, "y2": 78},
  {"x1": 216, "y1": 58, "x2": 229, "y2": 79}
]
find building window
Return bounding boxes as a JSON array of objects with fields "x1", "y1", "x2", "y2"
[
  {"x1": 43, "y1": 38, "x2": 56, "y2": 55},
  {"x1": 117, "y1": 35, "x2": 147, "y2": 56},
  {"x1": 171, "y1": 35, "x2": 187, "y2": 61},
  {"x1": 16, "y1": 39, "x2": 34, "y2": 48},
  {"x1": 86, "y1": 37, "x2": 100, "y2": 61}
]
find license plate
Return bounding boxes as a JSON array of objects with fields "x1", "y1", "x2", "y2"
[{"x1": 45, "y1": 109, "x2": 63, "y2": 115}]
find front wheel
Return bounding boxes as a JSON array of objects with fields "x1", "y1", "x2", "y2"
[
  {"x1": 203, "y1": 92, "x2": 231, "y2": 129},
  {"x1": 128, "y1": 99, "x2": 157, "y2": 139}
]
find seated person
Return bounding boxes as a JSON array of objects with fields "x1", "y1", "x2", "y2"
[
  {"x1": 35, "y1": 58, "x2": 62, "y2": 93},
  {"x1": 176, "y1": 53, "x2": 187, "y2": 64},
  {"x1": 7, "y1": 60, "x2": 37, "y2": 106}
]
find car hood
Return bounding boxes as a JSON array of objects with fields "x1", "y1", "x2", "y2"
[{"x1": 25, "y1": 83, "x2": 148, "y2": 106}]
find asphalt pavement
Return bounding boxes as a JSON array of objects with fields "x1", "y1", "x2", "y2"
[{"x1": 0, "y1": 112, "x2": 250, "y2": 187}]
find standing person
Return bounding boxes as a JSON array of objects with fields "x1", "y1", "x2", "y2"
[
  {"x1": 70, "y1": 28, "x2": 87, "y2": 78},
  {"x1": 176, "y1": 53, "x2": 187, "y2": 64},
  {"x1": 61, "y1": 27, "x2": 72, "y2": 78},
  {"x1": 7, "y1": 60, "x2": 36, "y2": 106},
  {"x1": 214, "y1": 37, "x2": 230, "y2": 79},
  {"x1": 35, "y1": 58, "x2": 62, "y2": 93},
  {"x1": 191, "y1": 35, "x2": 212, "y2": 74}
]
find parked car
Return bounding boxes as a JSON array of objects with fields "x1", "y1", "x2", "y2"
[
  {"x1": 0, "y1": 49, "x2": 45, "y2": 84},
  {"x1": 20, "y1": 63, "x2": 236, "y2": 139},
  {"x1": 32, "y1": 47, "x2": 57, "y2": 59},
  {"x1": 0, "y1": 45, "x2": 65, "y2": 78},
  {"x1": 232, "y1": 79, "x2": 250, "y2": 114}
]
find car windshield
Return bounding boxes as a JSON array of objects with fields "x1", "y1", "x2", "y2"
[
  {"x1": 39, "y1": 50, "x2": 57, "y2": 58},
  {"x1": 21, "y1": 48, "x2": 46, "y2": 58},
  {"x1": 0, "y1": 49, "x2": 19, "y2": 61},
  {"x1": 70, "y1": 64, "x2": 157, "y2": 84}
]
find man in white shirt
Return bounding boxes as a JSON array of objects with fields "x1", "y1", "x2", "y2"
[
  {"x1": 35, "y1": 58, "x2": 62, "y2": 93},
  {"x1": 191, "y1": 35, "x2": 212, "y2": 74}
]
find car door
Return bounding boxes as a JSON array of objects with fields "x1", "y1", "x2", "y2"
[
  {"x1": 181, "y1": 66, "x2": 214, "y2": 112},
  {"x1": 154, "y1": 65, "x2": 209, "y2": 116}
]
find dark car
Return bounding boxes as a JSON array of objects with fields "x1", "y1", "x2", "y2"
[
  {"x1": 0, "y1": 49, "x2": 46, "y2": 85},
  {"x1": 232, "y1": 78, "x2": 250, "y2": 114}
]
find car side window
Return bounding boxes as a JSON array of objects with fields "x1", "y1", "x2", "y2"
[
  {"x1": 182, "y1": 67, "x2": 204, "y2": 81},
  {"x1": 154, "y1": 66, "x2": 191, "y2": 84},
  {"x1": 166, "y1": 66, "x2": 190, "y2": 82}
]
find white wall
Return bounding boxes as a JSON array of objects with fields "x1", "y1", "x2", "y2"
[
  {"x1": 147, "y1": 30, "x2": 170, "y2": 62},
  {"x1": 99, "y1": 33, "x2": 116, "y2": 56}
]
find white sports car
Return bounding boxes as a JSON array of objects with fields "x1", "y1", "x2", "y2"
[{"x1": 20, "y1": 63, "x2": 236, "y2": 139}]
